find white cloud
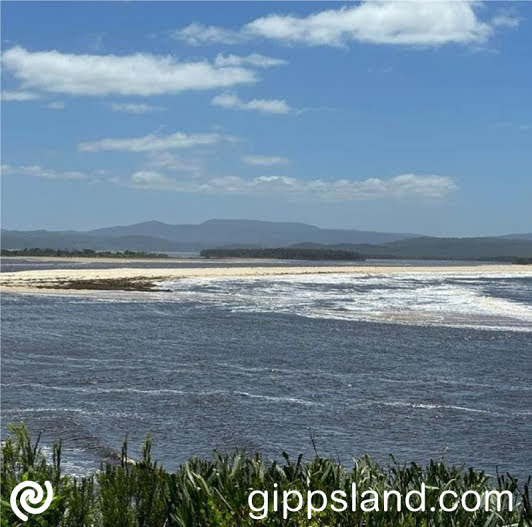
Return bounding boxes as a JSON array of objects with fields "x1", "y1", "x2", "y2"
[
  {"x1": 146, "y1": 151, "x2": 203, "y2": 176},
  {"x1": 45, "y1": 101, "x2": 65, "y2": 110},
  {"x1": 176, "y1": 1, "x2": 516, "y2": 48},
  {"x1": 124, "y1": 171, "x2": 456, "y2": 200},
  {"x1": 130, "y1": 170, "x2": 176, "y2": 188},
  {"x1": 212, "y1": 93, "x2": 292, "y2": 114},
  {"x1": 1, "y1": 164, "x2": 86, "y2": 180},
  {"x1": 244, "y1": 2, "x2": 494, "y2": 47},
  {"x1": 78, "y1": 131, "x2": 234, "y2": 152},
  {"x1": 3, "y1": 160, "x2": 456, "y2": 201},
  {"x1": 491, "y1": 14, "x2": 520, "y2": 29},
  {"x1": 110, "y1": 103, "x2": 165, "y2": 114},
  {"x1": 242, "y1": 155, "x2": 289, "y2": 166},
  {"x1": 172, "y1": 23, "x2": 245, "y2": 45},
  {"x1": 2, "y1": 46, "x2": 256, "y2": 97},
  {"x1": 214, "y1": 53, "x2": 287, "y2": 68},
  {"x1": 2, "y1": 90, "x2": 40, "y2": 101}
]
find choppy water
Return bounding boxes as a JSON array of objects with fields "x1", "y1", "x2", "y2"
[{"x1": 1, "y1": 265, "x2": 531, "y2": 478}]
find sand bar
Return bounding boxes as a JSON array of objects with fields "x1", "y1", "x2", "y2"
[{"x1": 1, "y1": 263, "x2": 531, "y2": 293}]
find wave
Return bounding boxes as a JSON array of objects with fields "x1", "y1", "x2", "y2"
[
  {"x1": 11, "y1": 271, "x2": 529, "y2": 331},
  {"x1": 2, "y1": 382, "x2": 323, "y2": 408},
  {"x1": 2, "y1": 407, "x2": 134, "y2": 418},
  {"x1": 352, "y1": 400, "x2": 530, "y2": 418},
  {"x1": 1, "y1": 383, "x2": 224, "y2": 397},
  {"x1": 233, "y1": 391, "x2": 324, "y2": 407},
  {"x1": 7, "y1": 382, "x2": 527, "y2": 418},
  {"x1": 159, "y1": 273, "x2": 532, "y2": 332}
]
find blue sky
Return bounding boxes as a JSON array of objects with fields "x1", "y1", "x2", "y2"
[{"x1": 1, "y1": 1, "x2": 531, "y2": 235}]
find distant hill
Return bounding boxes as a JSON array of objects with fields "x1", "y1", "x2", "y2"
[
  {"x1": 2, "y1": 220, "x2": 531, "y2": 260},
  {"x1": 292, "y1": 236, "x2": 532, "y2": 261},
  {"x1": 88, "y1": 219, "x2": 416, "y2": 246},
  {"x1": 0, "y1": 231, "x2": 190, "y2": 252},
  {"x1": 1, "y1": 219, "x2": 416, "y2": 251},
  {"x1": 499, "y1": 233, "x2": 532, "y2": 241}
]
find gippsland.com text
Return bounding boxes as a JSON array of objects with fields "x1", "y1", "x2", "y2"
[{"x1": 247, "y1": 483, "x2": 513, "y2": 520}]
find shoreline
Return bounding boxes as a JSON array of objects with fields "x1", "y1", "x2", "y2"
[
  {"x1": 1, "y1": 255, "x2": 198, "y2": 264},
  {"x1": 1, "y1": 263, "x2": 531, "y2": 293}
]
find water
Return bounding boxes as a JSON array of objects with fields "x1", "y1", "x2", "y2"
[
  {"x1": 1, "y1": 265, "x2": 531, "y2": 478},
  {"x1": 0, "y1": 257, "x2": 503, "y2": 273}
]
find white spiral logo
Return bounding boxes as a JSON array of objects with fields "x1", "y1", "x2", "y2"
[{"x1": 10, "y1": 481, "x2": 54, "y2": 522}]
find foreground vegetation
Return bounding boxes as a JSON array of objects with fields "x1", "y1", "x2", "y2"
[
  {"x1": 1, "y1": 425, "x2": 530, "y2": 526},
  {"x1": 1, "y1": 248, "x2": 169, "y2": 259},
  {"x1": 200, "y1": 248, "x2": 365, "y2": 261}
]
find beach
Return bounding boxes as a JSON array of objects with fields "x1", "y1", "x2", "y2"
[{"x1": 2, "y1": 260, "x2": 531, "y2": 293}]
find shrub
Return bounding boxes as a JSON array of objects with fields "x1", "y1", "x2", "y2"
[{"x1": 1, "y1": 424, "x2": 530, "y2": 526}]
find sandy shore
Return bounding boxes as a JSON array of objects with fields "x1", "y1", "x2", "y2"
[{"x1": 1, "y1": 264, "x2": 531, "y2": 293}]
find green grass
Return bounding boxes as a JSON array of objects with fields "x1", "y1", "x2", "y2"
[{"x1": 1, "y1": 424, "x2": 530, "y2": 526}]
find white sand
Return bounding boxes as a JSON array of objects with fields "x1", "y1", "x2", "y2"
[{"x1": 1, "y1": 264, "x2": 531, "y2": 293}]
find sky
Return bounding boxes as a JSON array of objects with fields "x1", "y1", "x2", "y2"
[{"x1": 1, "y1": 1, "x2": 531, "y2": 236}]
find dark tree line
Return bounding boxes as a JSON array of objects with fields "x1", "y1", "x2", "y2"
[
  {"x1": 1, "y1": 248, "x2": 169, "y2": 258},
  {"x1": 201, "y1": 247, "x2": 365, "y2": 261}
]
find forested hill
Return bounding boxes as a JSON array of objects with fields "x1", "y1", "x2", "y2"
[
  {"x1": 291, "y1": 236, "x2": 532, "y2": 261},
  {"x1": 200, "y1": 248, "x2": 365, "y2": 260}
]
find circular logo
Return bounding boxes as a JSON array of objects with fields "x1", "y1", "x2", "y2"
[{"x1": 10, "y1": 481, "x2": 54, "y2": 522}]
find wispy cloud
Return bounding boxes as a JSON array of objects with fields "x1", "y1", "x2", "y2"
[
  {"x1": 242, "y1": 155, "x2": 289, "y2": 166},
  {"x1": 130, "y1": 170, "x2": 177, "y2": 189},
  {"x1": 124, "y1": 171, "x2": 457, "y2": 201},
  {"x1": 212, "y1": 93, "x2": 293, "y2": 115},
  {"x1": 78, "y1": 131, "x2": 235, "y2": 153},
  {"x1": 214, "y1": 53, "x2": 287, "y2": 68},
  {"x1": 172, "y1": 23, "x2": 245, "y2": 45},
  {"x1": 110, "y1": 103, "x2": 165, "y2": 114},
  {"x1": 491, "y1": 14, "x2": 521, "y2": 29},
  {"x1": 145, "y1": 151, "x2": 203, "y2": 176},
  {"x1": 2, "y1": 46, "x2": 256, "y2": 97},
  {"x1": 175, "y1": 1, "x2": 519, "y2": 48},
  {"x1": 45, "y1": 101, "x2": 65, "y2": 110},
  {"x1": 2, "y1": 90, "x2": 40, "y2": 101},
  {"x1": 1, "y1": 164, "x2": 86, "y2": 180},
  {"x1": 3, "y1": 160, "x2": 456, "y2": 201}
]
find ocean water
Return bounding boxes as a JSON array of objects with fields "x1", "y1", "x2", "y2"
[
  {"x1": 1, "y1": 267, "x2": 531, "y2": 478},
  {"x1": 0, "y1": 257, "x2": 503, "y2": 274}
]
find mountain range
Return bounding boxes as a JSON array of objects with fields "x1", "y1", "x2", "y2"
[
  {"x1": 1, "y1": 219, "x2": 417, "y2": 251},
  {"x1": 2, "y1": 219, "x2": 532, "y2": 260}
]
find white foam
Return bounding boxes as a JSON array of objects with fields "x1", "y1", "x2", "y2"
[
  {"x1": 2, "y1": 407, "x2": 133, "y2": 418},
  {"x1": 233, "y1": 391, "x2": 324, "y2": 407},
  {"x1": 361, "y1": 400, "x2": 531, "y2": 418},
  {"x1": 160, "y1": 273, "x2": 532, "y2": 332}
]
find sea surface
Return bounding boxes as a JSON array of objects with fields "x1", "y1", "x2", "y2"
[
  {"x1": 0, "y1": 256, "x2": 503, "y2": 273},
  {"x1": 1, "y1": 260, "x2": 531, "y2": 478}
]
